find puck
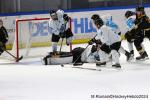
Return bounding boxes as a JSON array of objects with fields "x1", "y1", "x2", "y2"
[{"x1": 61, "y1": 64, "x2": 64, "y2": 67}]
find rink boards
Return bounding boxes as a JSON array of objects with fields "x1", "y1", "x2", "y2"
[{"x1": 0, "y1": 6, "x2": 150, "y2": 49}]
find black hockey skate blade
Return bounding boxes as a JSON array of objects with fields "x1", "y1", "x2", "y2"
[
  {"x1": 17, "y1": 56, "x2": 23, "y2": 61},
  {"x1": 73, "y1": 63, "x2": 83, "y2": 66},
  {"x1": 61, "y1": 64, "x2": 64, "y2": 67}
]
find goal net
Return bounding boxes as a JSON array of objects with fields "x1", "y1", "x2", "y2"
[{"x1": 11, "y1": 17, "x2": 72, "y2": 62}]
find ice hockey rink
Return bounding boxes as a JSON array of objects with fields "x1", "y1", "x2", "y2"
[{"x1": 0, "y1": 40, "x2": 150, "y2": 100}]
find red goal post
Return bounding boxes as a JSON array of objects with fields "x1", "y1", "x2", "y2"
[{"x1": 14, "y1": 17, "x2": 72, "y2": 62}]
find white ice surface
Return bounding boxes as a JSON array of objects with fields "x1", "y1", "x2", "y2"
[{"x1": 0, "y1": 40, "x2": 150, "y2": 100}]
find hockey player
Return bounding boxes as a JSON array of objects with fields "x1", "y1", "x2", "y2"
[
  {"x1": 101, "y1": 14, "x2": 132, "y2": 61},
  {"x1": 89, "y1": 14, "x2": 121, "y2": 68},
  {"x1": 124, "y1": 8, "x2": 149, "y2": 61},
  {"x1": 135, "y1": 6, "x2": 150, "y2": 40},
  {"x1": 0, "y1": 19, "x2": 8, "y2": 55},
  {"x1": 124, "y1": 10, "x2": 136, "y2": 60},
  {"x1": 49, "y1": 9, "x2": 73, "y2": 54},
  {"x1": 134, "y1": 6, "x2": 149, "y2": 60},
  {"x1": 42, "y1": 9, "x2": 73, "y2": 65}
]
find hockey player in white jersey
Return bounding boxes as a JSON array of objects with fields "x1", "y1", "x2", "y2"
[
  {"x1": 49, "y1": 9, "x2": 73, "y2": 54},
  {"x1": 101, "y1": 14, "x2": 132, "y2": 61},
  {"x1": 90, "y1": 14, "x2": 121, "y2": 68}
]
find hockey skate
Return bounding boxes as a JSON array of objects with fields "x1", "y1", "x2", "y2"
[
  {"x1": 96, "y1": 62, "x2": 106, "y2": 67},
  {"x1": 42, "y1": 57, "x2": 48, "y2": 65},
  {"x1": 112, "y1": 63, "x2": 121, "y2": 68},
  {"x1": 73, "y1": 62, "x2": 83, "y2": 66},
  {"x1": 50, "y1": 51, "x2": 60, "y2": 58},
  {"x1": 136, "y1": 52, "x2": 149, "y2": 61},
  {"x1": 125, "y1": 52, "x2": 132, "y2": 61},
  {"x1": 129, "y1": 51, "x2": 134, "y2": 61}
]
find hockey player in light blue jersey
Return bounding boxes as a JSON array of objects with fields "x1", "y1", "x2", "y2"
[{"x1": 124, "y1": 11, "x2": 136, "y2": 60}]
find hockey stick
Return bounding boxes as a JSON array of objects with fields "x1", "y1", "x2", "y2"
[
  {"x1": 59, "y1": 38, "x2": 64, "y2": 53},
  {"x1": 72, "y1": 44, "x2": 90, "y2": 66},
  {"x1": 72, "y1": 34, "x2": 98, "y2": 66},
  {"x1": 61, "y1": 34, "x2": 97, "y2": 67},
  {"x1": 60, "y1": 44, "x2": 90, "y2": 67},
  {"x1": 4, "y1": 49, "x2": 23, "y2": 62}
]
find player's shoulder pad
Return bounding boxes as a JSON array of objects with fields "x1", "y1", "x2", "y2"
[
  {"x1": 128, "y1": 15, "x2": 136, "y2": 21},
  {"x1": 56, "y1": 9, "x2": 64, "y2": 19}
]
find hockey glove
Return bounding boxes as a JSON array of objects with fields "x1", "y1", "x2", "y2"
[
  {"x1": 63, "y1": 14, "x2": 70, "y2": 22},
  {"x1": 95, "y1": 39, "x2": 102, "y2": 45},
  {"x1": 88, "y1": 38, "x2": 95, "y2": 45},
  {"x1": 59, "y1": 32, "x2": 65, "y2": 38}
]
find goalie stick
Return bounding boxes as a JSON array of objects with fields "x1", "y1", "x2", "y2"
[{"x1": 61, "y1": 34, "x2": 97, "y2": 67}]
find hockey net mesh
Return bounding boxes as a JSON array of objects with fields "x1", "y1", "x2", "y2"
[
  {"x1": 11, "y1": 18, "x2": 71, "y2": 61},
  {"x1": 11, "y1": 18, "x2": 72, "y2": 61}
]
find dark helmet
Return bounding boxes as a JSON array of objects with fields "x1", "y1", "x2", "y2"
[
  {"x1": 49, "y1": 10, "x2": 56, "y2": 16},
  {"x1": 91, "y1": 14, "x2": 100, "y2": 21},
  {"x1": 91, "y1": 14, "x2": 103, "y2": 26},
  {"x1": 136, "y1": 6, "x2": 145, "y2": 12},
  {"x1": 63, "y1": 14, "x2": 70, "y2": 22},
  {"x1": 125, "y1": 11, "x2": 135, "y2": 18}
]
